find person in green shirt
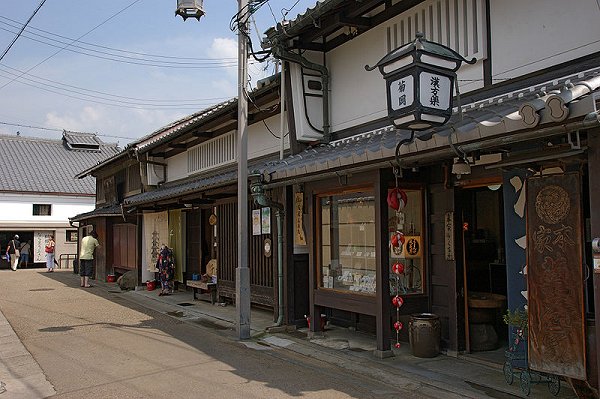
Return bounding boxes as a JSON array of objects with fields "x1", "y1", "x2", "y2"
[{"x1": 79, "y1": 230, "x2": 99, "y2": 288}]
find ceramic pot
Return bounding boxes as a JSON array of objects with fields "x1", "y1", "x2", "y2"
[{"x1": 409, "y1": 313, "x2": 441, "y2": 358}]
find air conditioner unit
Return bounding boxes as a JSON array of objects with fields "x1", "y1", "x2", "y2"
[{"x1": 147, "y1": 163, "x2": 164, "y2": 186}]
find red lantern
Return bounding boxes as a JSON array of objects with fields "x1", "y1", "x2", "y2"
[
  {"x1": 387, "y1": 188, "x2": 408, "y2": 210},
  {"x1": 395, "y1": 342, "x2": 401, "y2": 348},
  {"x1": 392, "y1": 295, "x2": 404, "y2": 308},
  {"x1": 390, "y1": 231, "x2": 405, "y2": 248},
  {"x1": 394, "y1": 321, "x2": 403, "y2": 331},
  {"x1": 392, "y1": 262, "x2": 405, "y2": 274}
]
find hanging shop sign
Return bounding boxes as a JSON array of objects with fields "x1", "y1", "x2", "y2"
[
  {"x1": 526, "y1": 173, "x2": 585, "y2": 379},
  {"x1": 403, "y1": 235, "x2": 422, "y2": 259},
  {"x1": 295, "y1": 192, "x2": 306, "y2": 245},
  {"x1": 444, "y1": 212, "x2": 455, "y2": 261},
  {"x1": 365, "y1": 33, "x2": 476, "y2": 130}
]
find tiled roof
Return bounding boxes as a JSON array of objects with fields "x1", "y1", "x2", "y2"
[
  {"x1": 258, "y1": 69, "x2": 600, "y2": 182},
  {"x1": 134, "y1": 98, "x2": 237, "y2": 153},
  {"x1": 123, "y1": 168, "x2": 237, "y2": 207},
  {"x1": 69, "y1": 204, "x2": 122, "y2": 222},
  {"x1": 0, "y1": 134, "x2": 120, "y2": 195}
]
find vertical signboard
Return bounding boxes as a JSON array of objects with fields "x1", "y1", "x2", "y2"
[{"x1": 526, "y1": 173, "x2": 585, "y2": 379}]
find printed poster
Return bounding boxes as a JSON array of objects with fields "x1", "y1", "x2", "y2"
[{"x1": 143, "y1": 211, "x2": 168, "y2": 272}]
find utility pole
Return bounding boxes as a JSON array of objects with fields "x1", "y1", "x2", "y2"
[
  {"x1": 235, "y1": 0, "x2": 251, "y2": 340},
  {"x1": 176, "y1": 0, "x2": 251, "y2": 340}
]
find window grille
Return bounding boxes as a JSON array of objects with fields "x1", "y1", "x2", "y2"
[
  {"x1": 386, "y1": 0, "x2": 486, "y2": 62},
  {"x1": 187, "y1": 131, "x2": 236, "y2": 174}
]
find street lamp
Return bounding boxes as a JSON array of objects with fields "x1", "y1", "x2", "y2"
[
  {"x1": 365, "y1": 32, "x2": 476, "y2": 131},
  {"x1": 175, "y1": 0, "x2": 205, "y2": 21},
  {"x1": 176, "y1": 0, "x2": 251, "y2": 340}
]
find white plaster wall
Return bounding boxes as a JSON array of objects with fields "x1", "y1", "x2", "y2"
[
  {"x1": 490, "y1": 0, "x2": 600, "y2": 80},
  {"x1": 0, "y1": 194, "x2": 94, "y2": 224},
  {"x1": 322, "y1": 0, "x2": 600, "y2": 134},
  {"x1": 165, "y1": 113, "x2": 289, "y2": 183},
  {"x1": 166, "y1": 151, "x2": 188, "y2": 182},
  {"x1": 326, "y1": 13, "x2": 484, "y2": 133},
  {"x1": 248, "y1": 114, "x2": 290, "y2": 160}
]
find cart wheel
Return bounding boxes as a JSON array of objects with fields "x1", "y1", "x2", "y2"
[
  {"x1": 548, "y1": 375, "x2": 560, "y2": 396},
  {"x1": 503, "y1": 361, "x2": 514, "y2": 385},
  {"x1": 520, "y1": 371, "x2": 531, "y2": 396}
]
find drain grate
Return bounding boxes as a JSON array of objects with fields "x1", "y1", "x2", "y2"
[
  {"x1": 29, "y1": 288, "x2": 54, "y2": 292},
  {"x1": 108, "y1": 290, "x2": 122, "y2": 294},
  {"x1": 167, "y1": 311, "x2": 185, "y2": 317},
  {"x1": 177, "y1": 302, "x2": 195, "y2": 307}
]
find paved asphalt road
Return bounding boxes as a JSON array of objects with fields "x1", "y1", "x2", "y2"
[{"x1": 0, "y1": 269, "x2": 435, "y2": 399}]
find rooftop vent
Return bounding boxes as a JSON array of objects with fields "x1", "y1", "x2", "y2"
[{"x1": 62, "y1": 130, "x2": 101, "y2": 151}]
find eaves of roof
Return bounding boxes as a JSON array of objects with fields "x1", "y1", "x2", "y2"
[
  {"x1": 257, "y1": 69, "x2": 600, "y2": 183},
  {"x1": 132, "y1": 77, "x2": 283, "y2": 156},
  {"x1": 70, "y1": 204, "x2": 123, "y2": 222},
  {"x1": 133, "y1": 98, "x2": 237, "y2": 154},
  {"x1": 123, "y1": 169, "x2": 237, "y2": 207},
  {"x1": 75, "y1": 147, "x2": 131, "y2": 179},
  {"x1": 265, "y1": 0, "x2": 343, "y2": 43}
]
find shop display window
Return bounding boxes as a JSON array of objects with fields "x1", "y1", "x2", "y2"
[
  {"x1": 318, "y1": 190, "x2": 376, "y2": 294},
  {"x1": 388, "y1": 188, "x2": 425, "y2": 295}
]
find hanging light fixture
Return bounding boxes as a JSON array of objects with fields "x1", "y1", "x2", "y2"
[
  {"x1": 451, "y1": 158, "x2": 471, "y2": 176},
  {"x1": 175, "y1": 0, "x2": 205, "y2": 21},
  {"x1": 365, "y1": 33, "x2": 476, "y2": 131}
]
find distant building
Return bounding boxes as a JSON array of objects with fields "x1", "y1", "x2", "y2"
[{"x1": 0, "y1": 131, "x2": 119, "y2": 269}]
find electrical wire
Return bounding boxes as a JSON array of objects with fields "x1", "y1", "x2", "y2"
[
  {"x1": 0, "y1": 63, "x2": 230, "y2": 103},
  {"x1": 0, "y1": 120, "x2": 134, "y2": 141},
  {"x1": 0, "y1": 0, "x2": 47, "y2": 62},
  {"x1": 0, "y1": 0, "x2": 144, "y2": 92},
  {"x1": 0, "y1": 25, "x2": 240, "y2": 69},
  {"x1": 0, "y1": 15, "x2": 238, "y2": 62}
]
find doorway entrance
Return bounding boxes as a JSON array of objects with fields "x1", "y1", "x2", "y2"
[{"x1": 458, "y1": 184, "x2": 508, "y2": 359}]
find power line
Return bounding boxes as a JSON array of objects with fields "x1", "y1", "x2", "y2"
[
  {"x1": 0, "y1": 0, "x2": 47, "y2": 62},
  {"x1": 0, "y1": 25, "x2": 240, "y2": 69},
  {"x1": 0, "y1": 63, "x2": 231, "y2": 103},
  {"x1": 0, "y1": 15, "x2": 238, "y2": 62},
  {"x1": 0, "y1": 0, "x2": 143, "y2": 92},
  {"x1": 0, "y1": 69, "x2": 220, "y2": 110},
  {"x1": 0, "y1": 120, "x2": 134, "y2": 141}
]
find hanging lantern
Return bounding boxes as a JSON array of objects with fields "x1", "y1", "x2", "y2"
[
  {"x1": 390, "y1": 231, "x2": 405, "y2": 248},
  {"x1": 392, "y1": 295, "x2": 404, "y2": 308},
  {"x1": 175, "y1": 0, "x2": 205, "y2": 21},
  {"x1": 392, "y1": 262, "x2": 405, "y2": 274},
  {"x1": 387, "y1": 188, "x2": 408, "y2": 210},
  {"x1": 394, "y1": 321, "x2": 403, "y2": 331},
  {"x1": 365, "y1": 33, "x2": 476, "y2": 131}
]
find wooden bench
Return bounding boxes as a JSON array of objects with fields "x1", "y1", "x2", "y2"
[{"x1": 186, "y1": 280, "x2": 217, "y2": 304}]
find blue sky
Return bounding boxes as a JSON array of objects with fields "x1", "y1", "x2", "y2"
[{"x1": 0, "y1": 0, "x2": 316, "y2": 147}]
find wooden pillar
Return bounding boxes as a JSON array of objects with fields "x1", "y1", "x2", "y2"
[
  {"x1": 588, "y1": 129, "x2": 600, "y2": 388},
  {"x1": 375, "y1": 169, "x2": 393, "y2": 357}
]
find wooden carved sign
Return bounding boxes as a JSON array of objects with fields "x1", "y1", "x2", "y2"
[{"x1": 526, "y1": 173, "x2": 585, "y2": 379}]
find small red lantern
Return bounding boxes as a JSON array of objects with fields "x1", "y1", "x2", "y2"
[
  {"x1": 392, "y1": 295, "x2": 404, "y2": 308},
  {"x1": 392, "y1": 262, "x2": 405, "y2": 274},
  {"x1": 395, "y1": 342, "x2": 401, "y2": 348},
  {"x1": 394, "y1": 321, "x2": 403, "y2": 331},
  {"x1": 390, "y1": 231, "x2": 405, "y2": 248},
  {"x1": 387, "y1": 188, "x2": 408, "y2": 210}
]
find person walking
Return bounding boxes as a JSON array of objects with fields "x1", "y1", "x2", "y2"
[
  {"x1": 79, "y1": 230, "x2": 99, "y2": 288},
  {"x1": 6, "y1": 234, "x2": 20, "y2": 271},
  {"x1": 19, "y1": 240, "x2": 31, "y2": 268},
  {"x1": 44, "y1": 235, "x2": 56, "y2": 272}
]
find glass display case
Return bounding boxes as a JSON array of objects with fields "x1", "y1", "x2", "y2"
[
  {"x1": 388, "y1": 188, "x2": 424, "y2": 295},
  {"x1": 318, "y1": 190, "x2": 376, "y2": 294}
]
